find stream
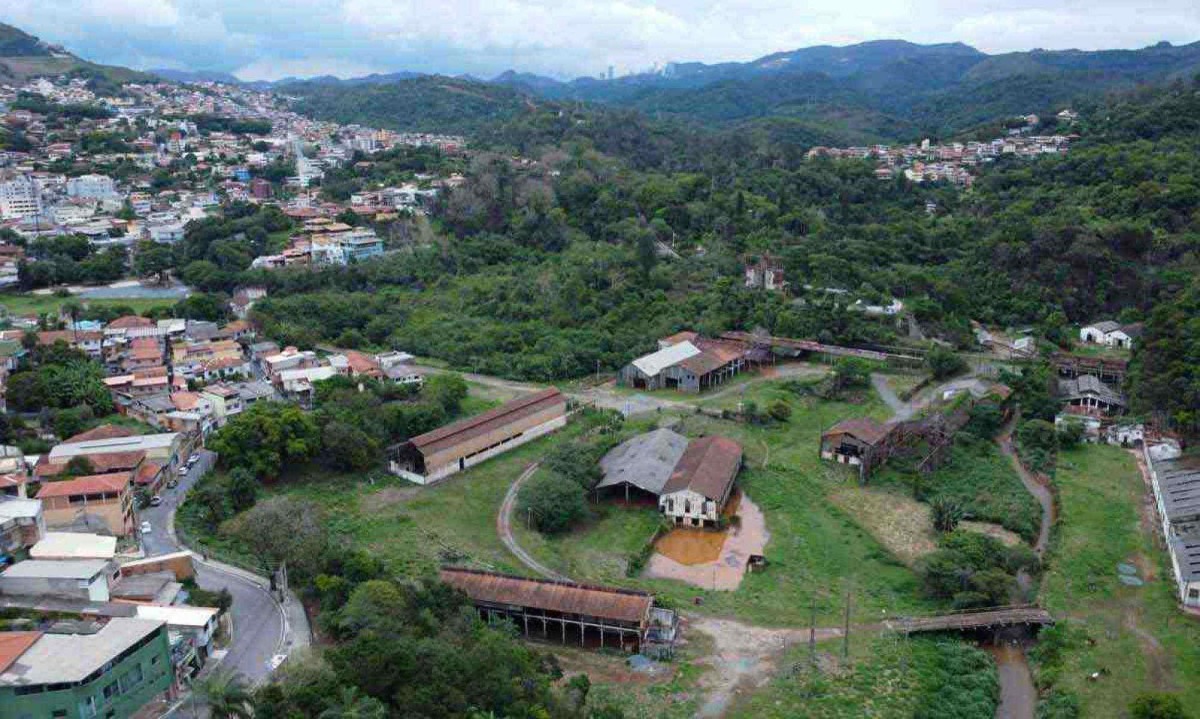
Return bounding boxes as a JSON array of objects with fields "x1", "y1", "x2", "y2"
[{"x1": 989, "y1": 636, "x2": 1037, "y2": 719}]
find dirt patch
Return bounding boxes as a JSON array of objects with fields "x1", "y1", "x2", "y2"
[
  {"x1": 689, "y1": 614, "x2": 840, "y2": 718},
  {"x1": 364, "y1": 485, "x2": 421, "y2": 510},
  {"x1": 655, "y1": 494, "x2": 743, "y2": 566},
  {"x1": 961, "y1": 521, "x2": 1024, "y2": 547},
  {"x1": 644, "y1": 493, "x2": 768, "y2": 591},
  {"x1": 829, "y1": 487, "x2": 936, "y2": 565}
]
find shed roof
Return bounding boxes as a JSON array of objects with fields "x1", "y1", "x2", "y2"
[
  {"x1": 30, "y1": 532, "x2": 117, "y2": 560},
  {"x1": 134, "y1": 604, "x2": 218, "y2": 628},
  {"x1": 0, "y1": 632, "x2": 40, "y2": 675},
  {"x1": 662, "y1": 436, "x2": 742, "y2": 500},
  {"x1": 1154, "y1": 453, "x2": 1200, "y2": 523},
  {"x1": 1170, "y1": 537, "x2": 1200, "y2": 581},
  {"x1": 1086, "y1": 320, "x2": 1120, "y2": 333},
  {"x1": 407, "y1": 388, "x2": 565, "y2": 456},
  {"x1": 822, "y1": 418, "x2": 890, "y2": 445},
  {"x1": 631, "y1": 341, "x2": 701, "y2": 378},
  {"x1": 0, "y1": 559, "x2": 111, "y2": 580},
  {"x1": 440, "y1": 567, "x2": 652, "y2": 624},
  {"x1": 36, "y1": 472, "x2": 130, "y2": 499},
  {"x1": 597, "y1": 429, "x2": 688, "y2": 495}
]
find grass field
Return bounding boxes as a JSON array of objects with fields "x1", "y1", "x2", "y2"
[
  {"x1": 0, "y1": 293, "x2": 173, "y2": 318},
  {"x1": 873, "y1": 436, "x2": 1043, "y2": 543},
  {"x1": 727, "y1": 634, "x2": 999, "y2": 718},
  {"x1": 1036, "y1": 444, "x2": 1200, "y2": 716},
  {"x1": 515, "y1": 384, "x2": 935, "y2": 626}
]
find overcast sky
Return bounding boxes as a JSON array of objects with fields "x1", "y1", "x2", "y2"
[{"x1": 4, "y1": 0, "x2": 1198, "y2": 81}]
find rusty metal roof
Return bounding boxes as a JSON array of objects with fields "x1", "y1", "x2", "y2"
[
  {"x1": 408, "y1": 388, "x2": 565, "y2": 456},
  {"x1": 822, "y1": 418, "x2": 890, "y2": 445},
  {"x1": 440, "y1": 567, "x2": 652, "y2": 624},
  {"x1": 662, "y1": 436, "x2": 742, "y2": 500}
]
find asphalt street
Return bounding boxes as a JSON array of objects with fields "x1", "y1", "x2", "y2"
[{"x1": 138, "y1": 450, "x2": 284, "y2": 684}]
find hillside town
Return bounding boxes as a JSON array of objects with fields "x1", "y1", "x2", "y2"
[{"x1": 805, "y1": 111, "x2": 1078, "y2": 186}]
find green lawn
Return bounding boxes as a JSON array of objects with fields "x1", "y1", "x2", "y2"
[
  {"x1": 0, "y1": 293, "x2": 173, "y2": 318},
  {"x1": 728, "y1": 635, "x2": 999, "y2": 718},
  {"x1": 511, "y1": 485, "x2": 663, "y2": 584},
  {"x1": 517, "y1": 384, "x2": 934, "y2": 626},
  {"x1": 1036, "y1": 444, "x2": 1200, "y2": 716},
  {"x1": 873, "y1": 437, "x2": 1043, "y2": 543}
]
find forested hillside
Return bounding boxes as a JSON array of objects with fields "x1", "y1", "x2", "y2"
[{"x1": 237, "y1": 77, "x2": 1200, "y2": 434}]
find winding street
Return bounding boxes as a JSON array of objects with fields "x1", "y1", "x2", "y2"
[{"x1": 139, "y1": 450, "x2": 297, "y2": 685}]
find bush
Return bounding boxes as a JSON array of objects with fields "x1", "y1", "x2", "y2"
[
  {"x1": 767, "y1": 400, "x2": 792, "y2": 422},
  {"x1": 931, "y1": 496, "x2": 964, "y2": 533},
  {"x1": 1129, "y1": 693, "x2": 1188, "y2": 719},
  {"x1": 925, "y1": 346, "x2": 968, "y2": 380},
  {"x1": 517, "y1": 474, "x2": 586, "y2": 534}
]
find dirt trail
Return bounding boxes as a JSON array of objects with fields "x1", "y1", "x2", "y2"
[
  {"x1": 497, "y1": 462, "x2": 572, "y2": 582},
  {"x1": 996, "y1": 415, "x2": 1054, "y2": 557}
]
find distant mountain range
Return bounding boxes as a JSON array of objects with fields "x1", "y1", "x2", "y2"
[
  {"x1": 4, "y1": 19, "x2": 1200, "y2": 141},
  {"x1": 0, "y1": 22, "x2": 152, "y2": 86}
]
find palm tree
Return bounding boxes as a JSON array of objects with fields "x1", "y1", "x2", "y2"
[
  {"x1": 318, "y1": 687, "x2": 386, "y2": 719},
  {"x1": 194, "y1": 671, "x2": 254, "y2": 719}
]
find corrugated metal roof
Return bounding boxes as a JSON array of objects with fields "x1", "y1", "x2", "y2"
[
  {"x1": 440, "y1": 567, "x2": 652, "y2": 624},
  {"x1": 822, "y1": 418, "x2": 891, "y2": 445},
  {"x1": 631, "y1": 342, "x2": 701, "y2": 378},
  {"x1": 597, "y1": 429, "x2": 688, "y2": 495},
  {"x1": 662, "y1": 436, "x2": 742, "y2": 500},
  {"x1": 408, "y1": 388, "x2": 565, "y2": 456}
]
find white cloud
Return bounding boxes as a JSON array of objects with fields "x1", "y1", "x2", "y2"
[{"x1": 3, "y1": 0, "x2": 1198, "y2": 78}]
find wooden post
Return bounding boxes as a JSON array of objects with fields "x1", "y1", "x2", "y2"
[{"x1": 842, "y1": 587, "x2": 852, "y2": 662}]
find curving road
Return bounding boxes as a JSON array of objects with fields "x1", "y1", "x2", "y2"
[
  {"x1": 139, "y1": 450, "x2": 288, "y2": 684},
  {"x1": 996, "y1": 414, "x2": 1054, "y2": 557},
  {"x1": 497, "y1": 462, "x2": 572, "y2": 583}
]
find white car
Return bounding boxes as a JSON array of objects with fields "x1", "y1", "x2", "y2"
[
  {"x1": 177, "y1": 466, "x2": 190, "y2": 476},
  {"x1": 187, "y1": 454, "x2": 201, "y2": 467},
  {"x1": 150, "y1": 495, "x2": 163, "y2": 507},
  {"x1": 140, "y1": 521, "x2": 152, "y2": 534}
]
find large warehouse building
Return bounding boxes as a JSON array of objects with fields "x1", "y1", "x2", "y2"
[{"x1": 388, "y1": 387, "x2": 568, "y2": 484}]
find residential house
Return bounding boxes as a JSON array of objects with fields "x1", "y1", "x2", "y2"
[
  {"x1": 658, "y1": 436, "x2": 742, "y2": 527},
  {"x1": 200, "y1": 384, "x2": 244, "y2": 427},
  {"x1": 37, "y1": 472, "x2": 135, "y2": 536},
  {"x1": 229, "y1": 286, "x2": 266, "y2": 319},
  {"x1": 29, "y1": 531, "x2": 116, "y2": 561},
  {"x1": 262, "y1": 347, "x2": 318, "y2": 381},
  {"x1": 1058, "y1": 374, "x2": 1126, "y2": 417},
  {"x1": 820, "y1": 418, "x2": 892, "y2": 469},
  {"x1": 36, "y1": 329, "x2": 103, "y2": 359},
  {"x1": 233, "y1": 380, "x2": 276, "y2": 407},
  {"x1": 744, "y1": 256, "x2": 786, "y2": 292},
  {"x1": 0, "y1": 559, "x2": 117, "y2": 601},
  {"x1": 0, "y1": 618, "x2": 174, "y2": 717},
  {"x1": 133, "y1": 604, "x2": 220, "y2": 677},
  {"x1": 0, "y1": 497, "x2": 45, "y2": 560},
  {"x1": 388, "y1": 388, "x2": 568, "y2": 484},
  {"x1": 1079, "y1": 320, "x2": 1143, "y2": 349},
  {"x1": 276, "y1": 365, "x2": 337, "y2": 407}
]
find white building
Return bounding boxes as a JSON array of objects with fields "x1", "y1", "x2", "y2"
[
  {"x1": 0, "y1": 175, "x2": 42, "y2": 220},
  {"x1": 66, "y1": 174, "x2": 117, "y2": 200}
]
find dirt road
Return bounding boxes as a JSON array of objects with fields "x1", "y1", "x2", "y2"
[
  {"x1": 497, "y1": 461, "x2": 572, "y2": 583},
  {"x1": 996, "y1": 415, "x2": 1054, "y2": 556}
]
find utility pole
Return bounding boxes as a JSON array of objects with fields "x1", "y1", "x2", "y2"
[
  {"x1": 809, "y1": 594, "x2": 817, "y2": 670},
  {"x1": 842, "y1": 586, "x2": 852, "y2": 662}
]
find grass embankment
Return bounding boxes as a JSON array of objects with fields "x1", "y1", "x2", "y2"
[
  {"x1": 0, "y1": 293, "x2": 172, "y2": 318},
  {"x1": 728, "y1": 635, "x2": 999, "y2": 718},
  {"x1": 1034, "y1": 445, "x2": 1200, "y2": 717},
  {"x1": 874, "y1": 436, "x2": 1043, "y2": 544}
]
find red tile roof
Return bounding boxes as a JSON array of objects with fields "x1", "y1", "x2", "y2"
[
  {"x1": 134, "y1": 461, "x2": 162, "y2": 486},
  {"x1": 0, "y1": 632, "x2": 41, "y2": 674},
  {"x1": 36, "y1": 472, "x2": 132, "y2": 498},
  {"x1": 662, "y1": 436, "x2": 742, "y2": 500},
  {"x1": 408, "y1": 388, "x2": 565, "y2": 455},
  {"x1": 440, "y1": 567, "x2": 652, "y2": 624},
  {"x1": 344, "y1": 350, "x2": 382, "y2": 377},
  {"x1": 107, "y1": 315, "x2": 155, "y2": 329},
  {"x1": 822, "y1": 418, "x2": 891, "y2": 445},
  {"x1": 35, "y1": 451, "x2": 146, "y2": 478},
  {"x1": 64, "y1": 424, "x2": 138, "y2": 444}
]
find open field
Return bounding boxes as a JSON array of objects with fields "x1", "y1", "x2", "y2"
[
  {"x1": 0, "y1": 293, "x2": 174, "y2": 318},
  {"x1": 727, "y1": 634, "x2": 999, "y2": 718},
  {"x1": 1036, "y1": 445, "x2": 1200, "y2": 716},
  {"x1": 516, "y1": 384, "x2": 936, "y2": 625},
  {"x1": 872, "y1": 436, "x2": 1043, "y2": 543}
]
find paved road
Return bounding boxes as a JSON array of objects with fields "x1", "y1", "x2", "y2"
[
  {"x1": 138, "y1": 450, "x2": 285, "y2": 684},
  {"x1": 497, "y1": 462, "x2": 572, "y2": 583}
]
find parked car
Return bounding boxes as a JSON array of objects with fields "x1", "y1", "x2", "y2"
[
  {"x1": 187, "y1": 454, "x2": 201, "y2": 467},
  {"x1": 177, "y1": 465, "x2": 189, "y2": 476},
  {"x1": 150, "y1": 495, "x2": 162, "y2": 507},
  {"x1": 140, "y1": 521, "x2": 152, "y2": 534},
  {"x1": 167, "y1": 479, "x2": 178, "y2": 489}
]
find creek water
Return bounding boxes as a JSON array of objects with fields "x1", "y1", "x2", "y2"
[{"x1": 988, "y1": 638, "x2": 1037, "y2": 719}]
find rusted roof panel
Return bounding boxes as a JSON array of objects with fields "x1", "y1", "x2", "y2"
[
  {"x1": 440, "y1": 567, "x2": 652, "y2": 624},
  {"x1": 662, "y1": 436, "x2": 742, "y2": 499},
  {"x1": 409, "y1": 388, "x2": 565, "y2": 456}
]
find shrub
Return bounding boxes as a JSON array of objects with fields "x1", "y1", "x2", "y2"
[
  {"x1": 931, "y1": 496, "x2": 964, "y2": 533},
  {"x1": 925, "y1": 346, "x2": 968, "y2": 380},
  {"x1": 518, "y1": 474, "x2": 586, "y2": 535},
  {"x1": 767, "y1": 400, "x2": 792, "y2": 422}
]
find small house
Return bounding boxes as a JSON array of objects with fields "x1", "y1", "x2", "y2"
[{"x1": 820, "y1": 418, "x2": 891, "y2": 467}]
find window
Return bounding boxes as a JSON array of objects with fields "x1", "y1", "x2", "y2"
[
  {"x1": 151, "y1": 655, "x2": 160, "y2": 665},
  {"x1": 1189, "y1": 588, "x2": 1199, "y2": 599},
  {"x1": 102, "y1": 682, "x2": 119, "y2": 700},
  {"x1": 52, "y1": 711, "x2": 68, "y2": 718}
]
